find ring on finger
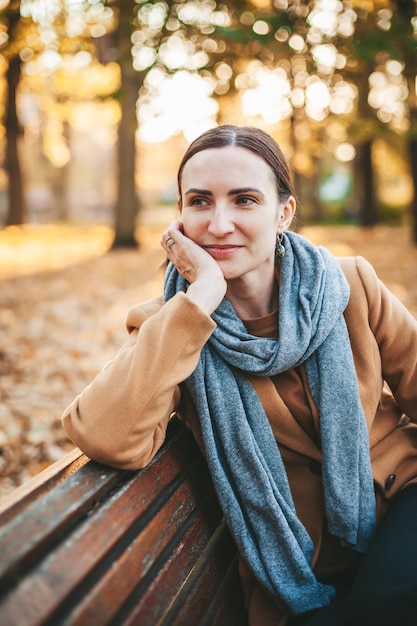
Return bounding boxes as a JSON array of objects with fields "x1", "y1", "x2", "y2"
[{"x1": 166, "y1": 237, "x2": 175, "y2": 248}]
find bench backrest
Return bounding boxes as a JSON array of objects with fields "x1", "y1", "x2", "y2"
[{"x1": 0, "y1": 419, "x2": 247, "y2": 626}]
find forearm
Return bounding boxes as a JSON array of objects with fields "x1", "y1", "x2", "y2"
[{"x1": 62, "y1": 293, "x2": 216, "y2": 469}]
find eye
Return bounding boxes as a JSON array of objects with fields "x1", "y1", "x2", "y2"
[
  {"x1": 188, "y1": 196, "x2": 209, "y2": 207},
  {"x1": 236, "y1": 195, "x2": 257, "y2": 206}
]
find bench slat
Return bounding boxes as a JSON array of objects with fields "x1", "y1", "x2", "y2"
[
  {"x1": 0, "y1": 423, "x2": 195, "y2": 588},
  {"x1": 164, "y1": 521, "x2": 239, "y2": 625},
  {"x1": 0, "y1": 420, "x2": 248, "y2": 625},
  {"x1": 0, "y1": 461, "x2": 121, "y2": 588},
  {"x1": 0, "y1": 448, "x2": 89, "y2": 523},
  {"x1": 204, "y1": 560, "x2": 249, "y2": 626},
  {"x1": 53, "y1": 466, "x2": 219, "y2": 625},
  {"x1": 118, "y1": 502, "x2": 223, "y2": 626}
]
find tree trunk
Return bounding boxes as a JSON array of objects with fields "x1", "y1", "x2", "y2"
[
  {"x1": 394, "y1": 0, "x2": 417, "y2": 243},
  {"x1": 356, "y1": 139, "x2": 379, "y2": 227},
  {"x1": 409, "y1": 132, "x2": 417, "y2": 244},
  {"x1": 5, "y1": 55, "x2": 26, "y2": 226},
  {"x1": 52, "y1": 120, "x2": 70, "y2": 221},
  {"x1": 112, "y1": 0, "x2": 141, "y2": 249}
]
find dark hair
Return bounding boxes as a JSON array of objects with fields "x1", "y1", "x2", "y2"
[{"x1": 177, "y1": 125, "x2": 296, "y2": 204}]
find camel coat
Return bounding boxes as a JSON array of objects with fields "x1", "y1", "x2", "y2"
[{"x1": 62, "y1": 256, "x2": 417, "y2": 625}]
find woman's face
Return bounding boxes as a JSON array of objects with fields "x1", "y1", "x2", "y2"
[{"x1": 179, "y1": 145, "x2": 294, "y2": 283}]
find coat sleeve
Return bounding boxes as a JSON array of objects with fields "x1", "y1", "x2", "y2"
[
  {"x1": 345, "y1": 256, "x2": 417, "y2": 421},
  {"x1": 61, "y1": 292, "x2": 216, "y2": 469}
]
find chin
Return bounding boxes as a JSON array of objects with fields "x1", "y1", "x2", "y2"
[{"x1": 222, "y1": 269, "x2": 244, "y2": 282}]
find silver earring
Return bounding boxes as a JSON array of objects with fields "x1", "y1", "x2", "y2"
[{"x1": 275, "y1": 233, "x2": 285, "y2": 260}]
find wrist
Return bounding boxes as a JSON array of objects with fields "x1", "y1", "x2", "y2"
[{"x1": 186, "y1": 276, "x2": 226, "y2": 315}]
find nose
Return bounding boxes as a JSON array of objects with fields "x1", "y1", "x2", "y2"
[{"x1": 207, "y1": 206, "x2": 235, "y2": 236}]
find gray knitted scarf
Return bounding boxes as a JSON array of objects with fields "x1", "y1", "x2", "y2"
[{"x1": 164, "y1": 231, "x2": 376, "y2": 615}]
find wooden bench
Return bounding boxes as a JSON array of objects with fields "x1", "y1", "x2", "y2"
[{"x1": 0, "y1": 418, "x2": 248, "y2": 625}]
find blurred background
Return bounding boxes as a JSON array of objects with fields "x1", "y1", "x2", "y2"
[{"x1": 1, "y1": 0, "x2": 417, "y2": 497}]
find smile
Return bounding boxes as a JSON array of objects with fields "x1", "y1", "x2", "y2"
[{"x1": 203, "y1": 245, "x2": 242, "y2": 258}]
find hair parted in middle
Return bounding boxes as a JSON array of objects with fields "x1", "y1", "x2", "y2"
[{"x1": 176, "y1": 125, "x2": 296, "y2": 206}]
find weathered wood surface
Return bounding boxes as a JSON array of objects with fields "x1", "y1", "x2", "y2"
[{"x1": 0, "y1": 419, "x2": 247, "y2": 626}]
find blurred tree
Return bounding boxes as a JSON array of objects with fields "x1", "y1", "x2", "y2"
[
  {"x1": 106, "y1": 0, "x2": 273, "y2": 248},
  {"x1": 213, "y1": 0, "x2": 417, "y2": 234},
  {"x1": 3, "y1": 0, "x2": 416, "y2": 243},
  {"x1": 339, "y1": 10, "x2": 386, "y2": 227},
  {"x1": 1, "y1": 0, "x2": 118, "y2": 226},
  {"x1": 0, "y1": 0, "x2": 29, "y2": 225},
  {"x1": 395, "y1": 0, "x2": 417, "y2": 242},
  {"x1": 108, "y1": 0, "x2": 293, "y2": 247},
  {"x1": 338, "y1": 0, "x2": 417, "y2": 232},
  {"x1": 111, "y1": 0, "x2": 140, "y2": 248},
  {"x1": 56, "y1": 0, "x2": 417, "y2": 243}
]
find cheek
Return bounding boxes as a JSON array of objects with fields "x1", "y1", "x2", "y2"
[
  {"x1": 252, "y1": 226, "x2": 279, "y2": 257},
  {"x1": 181, "y1": 212, "x2": 203, "y2": 239},
  {"x1": 248, "y1": 222, "x2": 276, "y2": 245}
]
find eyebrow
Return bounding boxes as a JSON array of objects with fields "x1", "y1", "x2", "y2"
[
  {"x1": 184, "y1": 187, "x2": 265, "y2": 197},
  {"x1": 184, "y1": 188, "x2": 213, "y2": 197},
  {"x1": 229, "y1": 187, "x2": 264, "y2": 197}
]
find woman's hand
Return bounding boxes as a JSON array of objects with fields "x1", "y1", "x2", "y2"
[{"x1": 161, "y1": 220, "x2": 227, "y2": 315}]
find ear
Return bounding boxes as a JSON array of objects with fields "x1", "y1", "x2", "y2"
[
  {"x1": 176, "y1": 196, "x2": 182, "y2": 214},
  {"x1": 278, "y1": 195, "x2": 296, "y2": 232}
]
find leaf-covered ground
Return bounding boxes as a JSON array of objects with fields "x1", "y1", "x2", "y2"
[{"x1": 1, "y1": 222, "x2": 417, "y2": 499}]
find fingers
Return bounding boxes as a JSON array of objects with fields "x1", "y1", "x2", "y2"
[
  {"x1": 160, "y1": 221, "x2": 224, "y2": 290},
  {"x1": 161, "y1": 221, "x2": 182, "y2": 254},
  {"x1": 161, "y1": 234, "x2": 177, "y2": 255}
]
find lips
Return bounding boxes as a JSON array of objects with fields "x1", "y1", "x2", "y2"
[{"x1": 203, "y1": 245, "x2": 242, "y2": 258}]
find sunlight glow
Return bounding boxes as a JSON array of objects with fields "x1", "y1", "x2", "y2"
[
  {"x1": 253, "y1": 20, "x2": 270, "y2": 35},
  {"x1": 239, "y1": 58, "x2": 356, "y2": 125},
  {"x1": 177, "y1": 0, "x2": 218, "y2": 28},
  {"x1": 38, "y1": 50, "x2": 62, "y2": 74},
  {"x1": 329, "y1": 80, "x2": 356, "y2": 115},
  {"x1": 138, "y1": 2, "x2": 168, "y2": 29},
  {"x1": 132, "y1": 46, "x2": 156, "y2": 72},
  {"x1": 312, "y1": 44, "x2": 338, "y2": 73},
  {"x1": 308, "y1": 2, "x2": 339, "y2": 37},
  {"x1": 15, "y1": 0, "x2": 409, "y2": 151},
  {"x1": 159, "y1": 34, "x2": 208, "y2": 70},
  {"x1": 335, "y1": 142, "x2": 356, "y2": 162},
  {"x1": 368, "y1": 64, "x2": 408, "y2": 126},
  {"x1": 291, "y1": 87, "x2": 305, "y2": 108},
  {"x1": 242, "y1": 68, "x2": 292, "y2": 123},
  {"x1": 21, "y1": 0, "x2": 60, "y2": 23},
  {"x1": 288, "y1": 34, "x2": 305, "y2": 52},
  {"x1": 305, "y1": 80, "x2": 331, "y2": 121},
  {"x1": 308, "y1": 1, "x2": 356, "y2": 39},
  {"x1": 376, "y1": 9, "x2": 392, "y2": 32},
  {"x1": 138, "y1": 70, "x2": 218, "y2": 143}
]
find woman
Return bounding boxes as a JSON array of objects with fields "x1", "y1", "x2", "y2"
[{"x1": 63, "y1": 125, "x2": 417, "y2": 625}]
